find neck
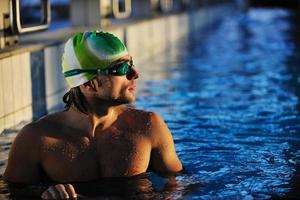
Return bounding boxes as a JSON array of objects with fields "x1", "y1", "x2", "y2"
[
  {"x1": 69, "y1": 100, "x2": 122, "y2": 138},
  {"x1": 89, "y1": 106, "x2": 118, "y2": 135}
]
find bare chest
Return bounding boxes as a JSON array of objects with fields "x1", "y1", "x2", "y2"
[{"x1": 40, "y1": 133, "x2": 151, "y2": 182}]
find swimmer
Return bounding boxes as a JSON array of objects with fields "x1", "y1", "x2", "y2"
[{"x1": 4, "y1": 31, "x2": 183, "y2": 199}]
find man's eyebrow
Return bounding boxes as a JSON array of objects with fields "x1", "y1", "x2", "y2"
[
  {"x1": 111, "y1": 57, "x2": 132, "y2": 65},
  {"x1": 117, "y1": 57, "x2": 132, "y2": 62}
]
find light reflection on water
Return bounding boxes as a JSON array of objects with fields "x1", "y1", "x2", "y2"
[
  {"x1": 135, "y1": 8, "x2": 300, "y2": 199},
  {"x1": 1, "y1": 8, "x2": 300, "y2": 199}
]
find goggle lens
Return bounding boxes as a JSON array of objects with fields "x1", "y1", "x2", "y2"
[{"x1": 110, "y1": 62, "x2": 131, "y2": 76}]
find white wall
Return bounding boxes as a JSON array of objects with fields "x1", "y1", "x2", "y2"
[{"x1": 0, "y1": 53, "x2": 32, "y2": 133}]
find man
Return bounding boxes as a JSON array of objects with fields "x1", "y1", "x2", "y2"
[{"x1": 4, "y1": 31, "x2": 183, "y2": 199}]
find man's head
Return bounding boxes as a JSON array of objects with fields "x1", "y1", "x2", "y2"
[{"x1": 62, "y1": 31, "x2": 139, "y2": 113}]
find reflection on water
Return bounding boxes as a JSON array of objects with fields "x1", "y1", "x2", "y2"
[
  {"x1": 72, "y1": 173, "x2": 201, "y2": 199},
  {"x1": 1, "y1": 7, "x2": 300, "y2": 200},
  {"x1": 0, "y1": 176, "x2": 9, "y2": 200},
  {"x1": 0, "y1": 173, "x2": 201, "y2": 199},
  {"x1": 136, "y1": 8, "x2": 300, "y2": 199}
]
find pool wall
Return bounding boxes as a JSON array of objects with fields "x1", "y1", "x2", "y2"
[{"x1": 0, "y1": 2, "x2": 235, "y2": 134}]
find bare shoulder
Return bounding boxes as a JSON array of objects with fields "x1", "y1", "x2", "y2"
[
  {"x1": 15, "y1": 122, "x2": 40, "y2": 142},
  {"x1": 35, "y1": 110, "x2": 66, "y2": 125},
  {"x1": 121, "y1": 106, "x2": 169, "y2": 141},
  {"x1": 3, "y1": 114, "x2": 60, "y2": 183},
  {"x1": 147, "y1": 112, "x2": 172, "y2": 147},
  {"x1": 15, "y1": 111, "x2": 66, "y2": 142},
  {"x1": 122, "y1": 106, "x2": 154, "y2": 117},
  {"x1": 120, "y1": 106, "x2": 158, "y2": 133},
  {"x1": 121, "y1": 106, "x2": 154, "y2": 124},
  {"x1": 122, "y1": 106, "x2": 166, "y2": 126}
]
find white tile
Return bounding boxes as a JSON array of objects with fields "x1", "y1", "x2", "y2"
[
  {"x1": 11, "y1": 55, "x2": 23, "y2": 126},
  {"x1": 127, "y1": 22, "x2": 150, "y2": 62},
  {"x1": 22, "y1": 53, "x2": 32, "y2": 108},
  {"x1": 2, "y1": 57, "x2": 14, "y2": 117},
  {"x1": 0, "y1": 59, "x2": 4, "y2": 118},
  {"x1": 58, "y1": 44, "x2": 68, "y2": 89},
  {"x1": 168, "y1": 15, "x2": 179, "y2": 42},
  {"x1": 44, "y1": 46, "x2": 58, "y2": 97},
  {"x1": 11, "y1": 55, "x2": 23, "y2": 112},
  {"x1": 179, "y1": 15, "x2": 188, "y2": 37},
  {"x1": 163, "y1": 17, "x2": 170, "y2": 47},
  {"x1": 0, "y1": 117, "x2": 4, "y2": 134},
  {"x1": 150, "y1": 18, "x2": 167, "y2": 55},
  {"x1": 23, "y1": 106, "x2": 32, "y2": 122},
  {"x1": 55, "y1": 46, "x2": 66, "y2": 89},
  {"x1": 14, "y1": 109, "x2": 24, "y2": 126},
  {"x1": 45, "y1": 46, "x2": 67, "y2": 112},
  {"x1": 4, "y1": 113, "x2": 14, "y2": 129},
  {"x1": 53, "y1": 47, "x2": 60, "y2": 86},
  {"x1": 126, "y1": 25, "x2": 140, "y2": 59},
  {"x1": 46, "y1": 91, "x2": 64, "y2": 112}
]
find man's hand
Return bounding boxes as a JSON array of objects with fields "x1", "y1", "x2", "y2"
[{"x1": 41, "y1": 184, "x2": 77, "y2": 199}]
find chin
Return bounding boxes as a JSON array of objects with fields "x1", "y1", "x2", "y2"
[
  {"x1": 127, "y1": 97, "x2": 136, "y2": 103},
  {"x1": 124, "y1": 95, "x2": 136, "y2": 104},
  {"x1": 124, "y1": 91, "x2": 136, "y2": 103},
  {"x1": 113, "y1": 95, "x2": 136, "y2": 105}
]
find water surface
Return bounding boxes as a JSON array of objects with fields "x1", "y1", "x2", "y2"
[
  {"x1": 135, "y1": 8, "x2": 300, "y2": 199},
  {"x1": 1, "y1": 7, "x2": 300, "y2": 200}
]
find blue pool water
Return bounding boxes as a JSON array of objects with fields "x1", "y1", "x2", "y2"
[
  {"x1": 1, "y1": 7, "x2": 300, "y2": 200},
  {"x1": 135, "y1": 8, "x2": 300, "y2": 199}
]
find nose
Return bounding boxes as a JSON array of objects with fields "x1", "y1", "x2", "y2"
[{"x1": 127, "y1": 67, "x2": 139, "y2": 80}]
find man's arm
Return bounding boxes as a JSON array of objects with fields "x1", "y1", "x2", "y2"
[
  {"x1": 4, "y1": 124, "x2": 78, "y2": 199},
  {"x1": 148, "y1": 112, "x2": 183, "y2": 174},
  {"x1": 3, "y1": 124, "x2": 47, "y2": 197},
  {"x1": 4, "y1": 124, "x2": 41, "y2": 184}
]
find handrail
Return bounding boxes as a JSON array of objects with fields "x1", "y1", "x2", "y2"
[
  {"x1": 10, "y1": 0, "x2": 51, "y2": 34},
  {"x1": 112, "y1": 0, "x2": 132, "y2": 19}
]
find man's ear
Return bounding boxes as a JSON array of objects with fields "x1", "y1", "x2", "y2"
[{"x1": 79, "y1": 81, "x2": 97, "y2": 93}]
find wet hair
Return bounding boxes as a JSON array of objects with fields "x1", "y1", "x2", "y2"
[{"x1": 62, "y1": 87, "x2": 89, "y2": 114}]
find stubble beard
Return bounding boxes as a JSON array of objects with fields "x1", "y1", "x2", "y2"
[{"x1": 98, "y1": 91, "x2": 136, "y2": 106}]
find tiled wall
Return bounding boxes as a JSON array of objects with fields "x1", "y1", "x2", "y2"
[
  {"x1": 44, "y1": 45, "x2": 68, "y2": 112},
  {"x1": 125, "y1": 13, "x2": 189, "y2": 63},
  {"x1": 0, "y1": 4, "x2": 233, "y2": 134},
  {"x1": 0, "y1": 53, "x2": 32, "y2": 133}
]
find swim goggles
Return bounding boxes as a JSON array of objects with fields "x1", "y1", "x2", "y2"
[{"x1": 64, "y1": 60, "x2": 134, "y2": 78}]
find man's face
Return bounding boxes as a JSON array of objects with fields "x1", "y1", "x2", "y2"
[{"x1": 92, "y1": 54, "x2": 139, "y2": 104}]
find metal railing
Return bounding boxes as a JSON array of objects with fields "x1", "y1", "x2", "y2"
[
  {"x1": 112, "y1": 0, "x2": 132, "y2": 19},
  {"x1": 10, "y1": 0, "x2": 51, "y2": 34}
]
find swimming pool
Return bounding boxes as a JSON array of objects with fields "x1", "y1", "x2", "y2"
[
  {"x1": 135, "y1": 7, "x2": 300, "y2": 199},
  {"x1": 1, "y1": 7, "x2": 300, "y2": 200}
]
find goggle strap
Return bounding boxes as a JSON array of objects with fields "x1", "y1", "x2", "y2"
[
  {"x1": 63, "y1": 61, "x2": 133, "y2": 78},
  {"x1": 64, "y1": 68, "x2": 108, "y2": 77},
  {"x1": 97, "y1": 69, "x2": 109, "y2": 75}
]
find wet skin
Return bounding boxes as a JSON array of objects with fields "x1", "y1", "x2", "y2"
[
  {"x1": 38, "y1": 107, "x2": 154, "y2": 181},
  {"x1": 3, "y1": 55, "x2": 183, "y2": 199}
]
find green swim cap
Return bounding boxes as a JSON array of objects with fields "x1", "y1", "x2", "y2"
[{"x1": 62, "y1": 30, "x2": 128, "y2": 88}]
